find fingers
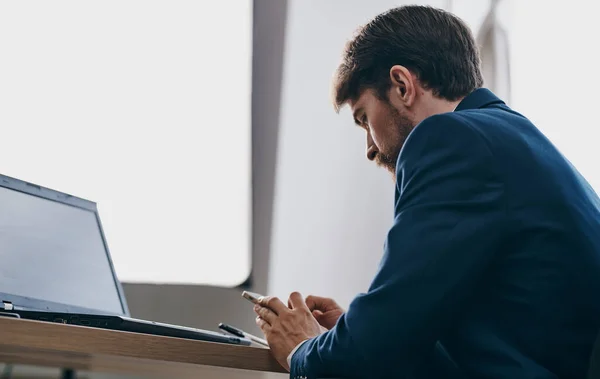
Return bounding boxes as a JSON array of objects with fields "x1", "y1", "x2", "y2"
[
  {"x1": 288, "y1": 291, "x2": 309, "y2": 310},
  {"x1": 257, "y1": 295, "x2": 289, "y2": 315},
  {"x1": 311, "y1": 310, "x2": 329, "y2": 326},
  {"x1": 255, "y1": 316, "x2": 271, "y2": 332},
  {"x1": 305, "y1": 295, "x2": 333, "y2": 311},
  {"x1": 254, "y1": 304, "x2": 277, "y2": 324},
  {"x1": 312, "y1": 310, "x2": 325, "y2": 325}
]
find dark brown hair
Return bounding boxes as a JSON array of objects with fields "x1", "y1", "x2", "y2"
[{"x1": 332, "y1": 5, "x2": 483, "y2": 111}]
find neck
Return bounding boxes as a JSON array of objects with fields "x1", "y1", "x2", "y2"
[{"x1": 412, "y1": 94, "x2": 463, "y2": 125}]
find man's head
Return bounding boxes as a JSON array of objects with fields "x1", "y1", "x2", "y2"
[{"x1": 332, "y1": 6, "x2": 483, "y2": 177}]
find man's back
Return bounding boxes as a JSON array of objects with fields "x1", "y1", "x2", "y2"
[
  {"x1": 288, "y1": 89, "x2": 600, "y2": 379},
  {"x1": 438, "y1": 90, "x2": 600, "y2": 378}
]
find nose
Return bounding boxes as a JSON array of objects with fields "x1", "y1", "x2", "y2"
[
  {"x1": 366, "y1": 145, "x2": 378, "y2": 161},
  {"x1": 366, "y1": 133, "x2": 378, "y2": 161}
]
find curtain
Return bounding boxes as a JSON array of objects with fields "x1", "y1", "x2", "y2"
[{"x1": 475, "y1": 0, "x2": 511, "y2": 104}]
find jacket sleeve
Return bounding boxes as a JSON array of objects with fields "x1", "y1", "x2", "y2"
[{"x1": 289, "y1": 114, "x2": 508, "y2": 378}]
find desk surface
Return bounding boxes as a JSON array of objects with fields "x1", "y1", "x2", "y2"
[{"x1": 0, "y1": 317, "x2": 286, "y2": 377}]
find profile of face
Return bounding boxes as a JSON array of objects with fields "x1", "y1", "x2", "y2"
[
  {"x1": 345, "y1": 66, "x2": 456, "y2": 180},
  {"x1": 349, "y1": 87, "x2": 416, "y2": 178}
]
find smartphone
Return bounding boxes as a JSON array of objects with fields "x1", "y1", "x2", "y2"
[{"x1": 242, "y1": 290, "x2": 264, "y2": 304}]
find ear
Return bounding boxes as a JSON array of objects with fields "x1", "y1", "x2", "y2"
[{"x1": 389, "y1": 65, "x2": 416, "y2": 107}]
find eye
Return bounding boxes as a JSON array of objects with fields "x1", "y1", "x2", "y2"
[{"x1": 361, "y1": 115, "x2": 368, "y2": 128}]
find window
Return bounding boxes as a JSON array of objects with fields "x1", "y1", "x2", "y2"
[{"x1": 0, "y1": 0, "x2": 252, "y2": 286}]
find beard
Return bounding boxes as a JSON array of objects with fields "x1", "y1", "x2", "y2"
[{"x1": 374, "y1": 103, "x2": 416, "y2": 178}]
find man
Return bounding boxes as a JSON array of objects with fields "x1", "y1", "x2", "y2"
[{"x1": 254, "y1": 5, "x2": 600, "y2": 378}]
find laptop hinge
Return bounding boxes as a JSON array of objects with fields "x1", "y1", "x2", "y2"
[{"x1": 2, "y1": 301, "x2": 14, "y2": 311}]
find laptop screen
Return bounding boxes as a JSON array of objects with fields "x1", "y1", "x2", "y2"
[{"x1": 0, "y1": 184, "x2": 124, "y2": 315}]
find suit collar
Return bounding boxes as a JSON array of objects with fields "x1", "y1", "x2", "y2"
[{"x1": 454, "y1": 88, "x2": 505, "y2": 112}]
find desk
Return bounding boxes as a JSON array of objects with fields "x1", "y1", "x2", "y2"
[{"x1": 0, "y1": 317, "x2": 287, "y2": 378}]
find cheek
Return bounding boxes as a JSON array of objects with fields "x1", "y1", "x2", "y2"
[{"x1": 368, "y1": 122, "x2": 388, "y2": 149}]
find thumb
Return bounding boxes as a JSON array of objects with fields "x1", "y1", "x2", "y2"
[{"x1": 312, "y1": 310, "x2": 323, "y2": 318}]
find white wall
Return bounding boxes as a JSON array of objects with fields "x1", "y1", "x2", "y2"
[
  {"x1": 268, "y1": 0, "x2": 398, "y2": 308},
  {"x1": 509, "y1": 0, "x2": 600, "y2": 192}
]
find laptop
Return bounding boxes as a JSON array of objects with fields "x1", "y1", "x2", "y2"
[{"x1": 0, "y1": 173, "x2": 250, "y2": 346}]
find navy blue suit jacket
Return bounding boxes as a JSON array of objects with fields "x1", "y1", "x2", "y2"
[{"x1": 290, "y1": 89, "x2": 600, "y2": 378}]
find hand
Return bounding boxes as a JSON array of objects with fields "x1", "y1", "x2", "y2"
[
  {"x1": 254, "y1": 292, "x2": 322, "y2": 371},
  {"x1": 305, "y1": 295, "x2": 345, "y2": 330}
]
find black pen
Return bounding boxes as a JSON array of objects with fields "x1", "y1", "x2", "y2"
[{"x1": 218, "y1": 323, "x2": 269, "y2": 347}]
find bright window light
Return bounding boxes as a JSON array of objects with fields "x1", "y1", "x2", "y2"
[{"x1": 0, "y1": 1, "x2": 252, "y2": 286}]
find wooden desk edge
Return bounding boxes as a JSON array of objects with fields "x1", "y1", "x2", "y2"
[{"x1": 0, "y1": 317, "x2": 286, "y2": 374}]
